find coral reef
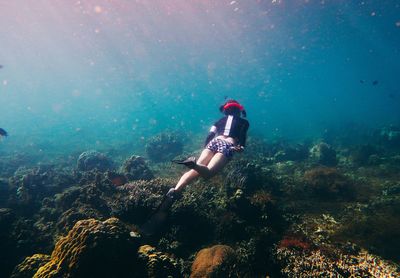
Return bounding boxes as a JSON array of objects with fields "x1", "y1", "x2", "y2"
[
  {"x1": 120, "y1": 155, "x2": 154, "y2": 181},
  {"x1": 333, "y1": 189, "x2": 400, "y2": 262},
  {"x1": 138, "y1": 245, "x2": 181, "y2": 277},
  {"x1": 224, "y1": 160, "x2": 277, "y2": 195},
  {"x1": 190, "y1": 245, "x2": 238, "y2": 278},
  {"x1": 3, "y1": 126, "x2": 400, "y2": 277},
  {"x1": 8, "y1": 165, "x2": 76, "y2": 214},
  {"x1": 10, "y1": 254, "x2": 51, "y2": 278},
  {"x1": 77, "y1": 150, "x2": 113, "y2": 172},
  {"x1": 273, "y1": 143, "x2": 309, "y2": 162},
  {"x1": 0, "y1": 178, "x2": 8, "y2": 206},
  {"x1": 304, "y1": 167, "x2": 354, "y2": 200},
  {"x1": 379, "y1": 126, "x2": 400, "y2": 147},
  {"x1": 110, "y1": 178, "x2": 174, "y2": 224},
  {"x1": 274, "y1": 212, "x2": 400, "y2": 277},
  {"x1": 350, "y1": 144, "x2": 380, "y2": 166},
  {"x1": 145, "y1": 132, "x2": 183, "y2": 162},
  {"x1": 33, "y1": 218, "x2": 142, "y2": 278},
  {"x1": 309, "y1": 142, "x2": 337, "y2": 166},
  {"x1": 275, "y1": 246, "x2": 400, "y2": 277}
]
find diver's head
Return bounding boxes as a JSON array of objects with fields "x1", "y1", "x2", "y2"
[{"x1": 219, "y1": 99, "x2": 246, "y2": 117}]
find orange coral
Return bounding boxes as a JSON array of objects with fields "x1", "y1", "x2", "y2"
[{"x1": 190, "y1": 245, "x2": 237, "y2": 278}]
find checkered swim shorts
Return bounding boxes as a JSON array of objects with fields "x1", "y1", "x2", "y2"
[{"x1": 206, "y1": 138, "x2": 235, "y2": 158}]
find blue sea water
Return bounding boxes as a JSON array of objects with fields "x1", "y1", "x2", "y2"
[
  {"x1": 1, "y1": 2, "x2": 400, "y2": 277},
  {"x1": 0, "y1": 0, "x2": 399, "y2": 154}
]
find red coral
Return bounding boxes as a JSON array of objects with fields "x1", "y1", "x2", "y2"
[{"x1": 278, "y1": 236, "x2": 311, "y2": 251}]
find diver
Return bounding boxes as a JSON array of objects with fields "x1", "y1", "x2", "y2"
[
  {"x1": 167, "y1": 99, "x2": 249, "y2": 203},
  {"x1": 140, "y1": 99, "x2": 249, "y2": 236}
]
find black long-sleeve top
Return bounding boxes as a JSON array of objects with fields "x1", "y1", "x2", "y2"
[{"x1": 204, "y1": 115, "x2": 249, "y2": 147}]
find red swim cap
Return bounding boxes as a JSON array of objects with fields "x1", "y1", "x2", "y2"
[{"x1": 223, "y1": 102, "x2": 243, "y2": 111}]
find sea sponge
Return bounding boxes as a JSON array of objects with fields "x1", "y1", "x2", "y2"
[{"x1": 190, "y1": 245, "x2": 238, "y2": 278}]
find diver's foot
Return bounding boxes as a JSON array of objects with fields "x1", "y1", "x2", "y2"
[{"x1": 172, "y1": 156, "x2": 197, "y2": 169}]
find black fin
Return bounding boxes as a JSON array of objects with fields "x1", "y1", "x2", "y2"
[
  {"x1": 139, "y1": 195, "x2": 175, "y2": 237},
  {"x1": 171, "y1": 157, "x2": 196, "y2": 169}
]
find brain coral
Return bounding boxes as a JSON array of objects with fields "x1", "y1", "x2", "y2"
[{"x1": 190, "y1": 245, "x2": 238, "y2": 278}]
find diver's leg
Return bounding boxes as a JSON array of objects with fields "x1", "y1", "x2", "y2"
[
  {"x1": 174, "y1": 149, "x2": 214, "y2": 192},
  {"x1": 193, "y1": 152, "x2": 228, "y2": 178}
]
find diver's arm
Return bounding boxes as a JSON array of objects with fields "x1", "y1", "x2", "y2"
[
  {"x1": 238, "y1": 121, "x2": 249, "y2": 148},
  {"x1": 204, "y1": 126, "x2": 217, "y2": 146}
]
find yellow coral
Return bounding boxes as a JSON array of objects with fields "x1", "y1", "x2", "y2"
[
  {"x1": 137, "y1": 244, "x2": 180, "y2": 278},
  {"x1": 33, "y1": 218, "x2": 139, "y2": 278}
]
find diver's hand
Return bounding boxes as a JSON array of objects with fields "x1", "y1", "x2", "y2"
[{"x1": 232, "y1": 145, "x2": 244, "y2": 152}]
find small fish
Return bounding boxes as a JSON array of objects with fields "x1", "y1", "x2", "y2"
[
  {"x1": 388, "y1": 93, "x2": 395, "y2": 99},
  {"x1": 359, "y1": 80, "x2": 365, "y2": 84},
  {"x1": 0, "y1": 65, "x2": 3, "y2": 69},
  {"x1": 0, "y1": 128, "x2": 7, "y2": 137},
  {"x1": 372, "y1": 80, "x2": 379, "y2": 86}
]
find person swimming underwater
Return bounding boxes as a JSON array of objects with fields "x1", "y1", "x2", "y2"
[
  {"x1": 168, "y1": 99, "x2": 249, "y2": 200},
  {"x1": 139, "y1": 99, "x2": 249, "y2": 236}
]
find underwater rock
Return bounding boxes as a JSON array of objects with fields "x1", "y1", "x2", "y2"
[
  {"x1": 33, "y1": 218, "x2": 142, "y2": 278},
  {"x1": 309, "y1": 142, "x2": 337, "y2": 166},
  {"x1": 304, "y1": 167, "x2": 354, "y2": 200},
  {"x1": 77, "y1": 150, "x2": 113, "y2": 172},
  {"x1": 145, "y1": 132, "x2": 183, "y2": 162},
  {"x1": 120, "y1": 155, "x2": 154, "y2": 181},
  {"x1": 190, "y1": 245, "x2": 238, "y2": 278},
  {"x1": 137, "y1": 245, "x2": 181, "y2": 278},
  {"x1": 10, "y1": 254, "x2": 51, "y2": 278}
]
